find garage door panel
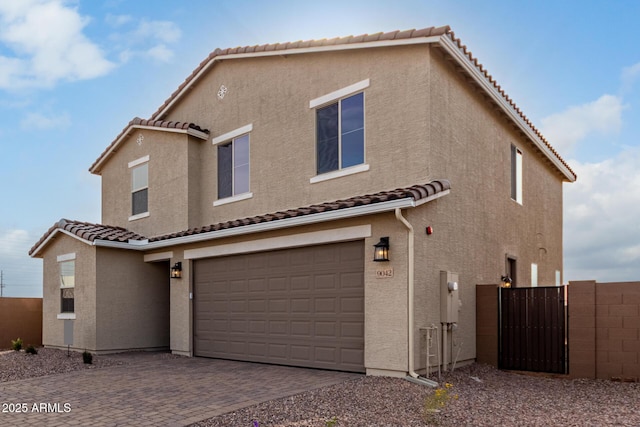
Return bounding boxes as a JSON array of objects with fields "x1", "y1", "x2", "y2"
[
  {"x1": 194, "y1": 240, "x2": 364, "y2": 372},
  {"x1": 341, "y1": 297, "x2": 364, "y2": 313},
  {"x1": 290, "y1": 275, "x2": 312, "y2": 291},
  {"x1": 291, "y1": 320, "x2": 311, "y2": 335},
  {"x1": 248, "y1": 278, "x2": 266, "y2": 292},
  {"x1": 315, "y1": 274, "x2": 337, "y2": 290},
  {"x1": 315, "y1": 321, "x2": 337, "y2": 337},
  {"x1": 314, "y1": 297, "x2": 336, "y2": 313},
  {"x1": 342, "y1": 321, "x2": 364, "y2": 338},
  {"x1": 341, "y1": 272, "x2": 364, "y2": 288},
  {"x1": 291, "y1": 298, "x2": 311, "y2": 312}
]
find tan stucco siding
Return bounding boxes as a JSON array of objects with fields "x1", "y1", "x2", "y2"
[
  {"x1": 41, "y1": 236, "x2": 97, "y2": 351},
  {"x1": 95, "y1": 247, "x2": 169, "y2": 351},
  {"x1": 100, "y1": 131, "x2": 200, "y2": 237},
  {"x1": 164, "y1": 46, "x2": 433, "y2": 228}
]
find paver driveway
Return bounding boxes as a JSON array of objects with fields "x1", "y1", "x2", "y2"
[{"x1": 0, "y1": 352, "x2": 360, "y2": 426}]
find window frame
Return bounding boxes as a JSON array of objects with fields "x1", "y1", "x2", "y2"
[
  {"x1": 212, "y1": 124, "x2": 253, "y2": 206},
  {"x1": 57, "y1": 253, "x2": 76, "y2": 319},
  {"x1": 511, "y1": 144, "x2": 523, "y2": 204},
  {"x1": 310, "y1": 80, "x2": 369, "y2": 183},
  {"x1": 129, "y1": 155, "x2": 150, "y2": 221},
  {"x1": 531, "y1": 263, "x2": 538, "y2": 287}
]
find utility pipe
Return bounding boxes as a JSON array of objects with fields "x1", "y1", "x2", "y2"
[{"x1": 395, "y1": 208, "x2": 426, "y2": 383}]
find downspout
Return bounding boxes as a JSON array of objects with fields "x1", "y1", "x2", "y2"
[{"x1": 395, "y1": 208, "x2": 438, "y2": 387}]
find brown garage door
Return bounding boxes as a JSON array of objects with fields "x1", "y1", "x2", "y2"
[{"x1": 193, "y1": 240, "x2": 364, "y2": 372}]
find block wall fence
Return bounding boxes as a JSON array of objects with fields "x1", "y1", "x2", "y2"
[
  {"x1": 0, "y1": 297, "x2": 43, "y2": 349},
  {"x1": 476, "y1": 282, "x2": 640, "y2": 380}
]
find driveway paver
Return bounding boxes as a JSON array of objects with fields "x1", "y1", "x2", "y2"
[{"x1": 0, "y1": 352, "x2": 360, "y2": 426}]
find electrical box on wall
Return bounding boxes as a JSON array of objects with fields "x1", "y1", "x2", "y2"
[{"x1": 440, "y1": 271, "x2": 460, "y2": 323}]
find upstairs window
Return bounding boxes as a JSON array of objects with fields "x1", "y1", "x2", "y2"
[
  {"x1": 316, "y1": 92, "x2": 364, "y2": 174},
  {"x1": 212, "y1": 124, "x2": 253, "y2": 206},
  {"x1": 511, "y1": 145, "x2": 523, "y2": 204},
  {"x1": 129, "y1": 156, "x2": 149, "y2": 219},
  {"x1": 218, "y1": 134, "x2": 250, "y2": 199}
]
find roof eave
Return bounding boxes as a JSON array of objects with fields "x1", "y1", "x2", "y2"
[
  {"x1": 29, "y1": 228, "x2": 94, "y2": 258},
  {"x1": 89, "y1": 124, "x2": 209, "y2": 175},
  {"x1": 96, "y1": 196, "x2": 418, "y2": 252},
  {"x1": 436, "y1": 36, "x2": 576, "y2": 182}
]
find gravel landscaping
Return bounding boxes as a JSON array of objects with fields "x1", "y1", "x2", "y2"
[
  {"x1": 2, "y1": 349, "x2": 639, "y2": 426},
  {"x1": 191, "y1": 363, "x2": 640, "y2": 427},
  {"x1": 0, "y1": 347, "x2": 128, "y2": 383}
]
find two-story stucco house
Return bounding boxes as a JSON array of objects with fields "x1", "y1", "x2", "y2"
[{"x1": 30, "y1": 26, "x2": 575, "y2": 377}]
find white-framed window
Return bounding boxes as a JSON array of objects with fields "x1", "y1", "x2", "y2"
[
  {"x1": 310, "y1": 80, "x2": 368, "y2": 181},
  {"x1": 531, "y1": 263, "x2": 538, "y2": 287},
  {"x1": 58, "y1": 254, "x2": 75, "y2": 315},
  {"x1": 511, "y1": 145, "x2": 523, "y2": 204},
  {"x1": 212, "y1": 124, "x2": 252, "y2": 206},
  {"x1": 129, "y1": 156, "x2": 149, "y2": 220}
]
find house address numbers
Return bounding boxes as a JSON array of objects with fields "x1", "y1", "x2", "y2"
[{"x1": 376, "y1": 268, "x2": 394, "y2": 278}]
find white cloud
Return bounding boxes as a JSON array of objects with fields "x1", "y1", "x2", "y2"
[
  {"x1": 134, "y1": 19, "x2": 181, "y2": 44},
  {"x1": 564, "y1": 147, "x2": 640, "y2": 282},
  {"x1": 146, "y1": 44, "x2": 174, "y2": 62},
  {"x1": 621, "y1": 62, "x2": 640, "y2": 93},
  {"x1": 541, "y1": 94, "x2": 624, "y2": 155},
  {"x1": 0, "y1": 0, "x2": 115, "y2": 90},
  {"x1": 108, "y1": 17, "x2": 181, "y2": 64},
  {"x1": 105, "y1": 13, "x2": 132, "y2": 27},
  {"x1": 20, "y1": 111, "x2": 71, "y2": 130}
]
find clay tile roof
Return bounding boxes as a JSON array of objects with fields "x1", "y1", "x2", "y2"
[
  {"x1": 146, "y1": 25, "x2": 574, "y2": 181},
  {"x1": 89, "y1": 117, "x2": 209, "y2": 174},
  {"x1": 149, "y1": 179, "x2": 450, "y2": 243},
  {"x1": 29, "y1": 219, "x2": 148, "y2": 256}
]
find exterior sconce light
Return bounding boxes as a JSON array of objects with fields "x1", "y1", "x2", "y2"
[
  {"x1": 501, "y1": 275, "x2": 512, "y2": 288},
  {"x1": 373, "y1": 237, "x2": 390, "y2": 262},
  {"x1": 170, "y1": 262, "x2": 182, "y2": 279}
]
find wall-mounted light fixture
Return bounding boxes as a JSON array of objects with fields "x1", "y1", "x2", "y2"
[
  {"x1": 170, "y1": 262, "x2": 182, "y2": 279},
  {"x1": 501, "y1": 275, "x2": 512, "y2": 288},
  {"x1": 373, "y1": 237, "x2": 390, "y2": 262}
]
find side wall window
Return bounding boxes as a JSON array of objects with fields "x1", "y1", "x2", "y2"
[
  {"x1": 59, "y1": 260, "x2": 75, "y2": 313},
  {"x1": 129, "y1": 155, "x2": 149, "y2": 219},
  {"x1": 511, "y1": 145, "x2": 523, "y2": 204}
]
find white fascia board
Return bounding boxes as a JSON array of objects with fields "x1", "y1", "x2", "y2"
[
  {"x1": 92, "y1": 196, "x2": 417, "y2": 252},
  {"x1": 414, "y1": 189, "x2": 450, "y2": 207},
  {"x1": 437, "y1": 36, "x2": 575, "y2": 182},
  {"x1": 154, "y1": 36, "x2": 440, "y2": 119}
]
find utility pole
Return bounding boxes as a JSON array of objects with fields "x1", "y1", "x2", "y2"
[{"x1": 0, "y1": 270, "x2": 4, "y2": 297}]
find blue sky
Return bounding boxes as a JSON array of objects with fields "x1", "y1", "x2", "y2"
[{"x1": 1, "y1": 0, "x2": 639, "y2": 297}]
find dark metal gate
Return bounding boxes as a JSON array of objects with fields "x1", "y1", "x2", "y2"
[{"x1": 498, "y1": 286, "x2": 568, "y2": 374}]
